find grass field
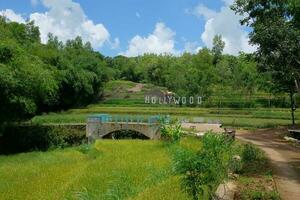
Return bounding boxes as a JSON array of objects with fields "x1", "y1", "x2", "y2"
[
  {"x1": 27, "y1": 80, "x2": 298, "y2": 128},
  {"x1": 31, "y1": 105, "x2": 298, "y2": 128},
  {"x1": 0, "y1": 138, "x2": 200, "y2": 200}
]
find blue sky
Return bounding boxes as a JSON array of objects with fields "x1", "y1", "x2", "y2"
[{"x1": 0, "y1": 0, "x2": 254, "y2": 57}]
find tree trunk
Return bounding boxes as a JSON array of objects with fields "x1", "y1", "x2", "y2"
[
  {"x1": 290, "y1": 91, "x2": 295, "y2": 125},
  {"x1": 295, "y1": 80, "x2": 300, "y2": 94}
]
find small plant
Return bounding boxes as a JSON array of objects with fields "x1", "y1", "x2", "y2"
[
  {"x1": 172, "y1": 133, "x2": 234, "y2": 200},
  {"x1": 159, "y1": 117, "x2": 183, "y2": 142},
  {"x1": 242, "y1": 143, "x2": 263, "y2": 163},
  {"x1": 77, "y1": 144, "x2": 100, "y2": 159},
  {"x1": 229, "y1": 155, "x2": 243, "y2": 173}
]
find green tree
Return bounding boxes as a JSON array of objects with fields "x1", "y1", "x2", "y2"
[
  {"x1": 232, "y1": 0, "x2": 300, "y2": 124},
  {"x1": 0, "y1": 19, "x2": 109, "y2": 124},
  {"x1": 212, "y1": 35, "x2": 225, "y2": 66}
]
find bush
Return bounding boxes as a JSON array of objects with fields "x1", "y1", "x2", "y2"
[
  {"x1": 0, "y1": 125, "x2": 86, "y2": 154},
  {"x1": 241, "y1": 143, "x2": 267, "y2": 174},
  {"x1": 160, "y1": 118, "x2": 183, "y2": 142},
  {"x1": 172, "y1": 133, "x2": 234, "y2": 199}
]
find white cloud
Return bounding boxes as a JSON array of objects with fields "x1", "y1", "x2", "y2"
[
  {"x1": 0, "y1": 0, "x2": 111, "y2": 50},
  {"x1": 31, "y1": 0, "x2": 39, "y2": 7},
  {"x1": 110, "y1": 37, "x2": 120, "y2": 49},
  {"x1": 191, "y1": 4, "x2": 217, "y2": 20},
  {"x1": 0, "y1": 9, "x2": 26, "y2": 23},
  {"x1": 222, "y1": 0, "x2": 234, "y2": 6},
  {"x1": 27, "y1": 0, "x2": 110, "y2": 49},
  {"x1": 122, "y1": 22, "x2": 177, "y2": 57},
  {"x1": 136, "y1": 12, "x2": 141, "y2": 19},
  {"x1": 183, "y1": 42, "x2": 202, "y2": 54},
  {"x1": 193, "y1": 3, "x2": 256, "y2": 55}
]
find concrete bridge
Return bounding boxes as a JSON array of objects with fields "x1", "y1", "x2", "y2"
[{"x1": 86, "y1": 114, "x2": 163, "y2": 142}]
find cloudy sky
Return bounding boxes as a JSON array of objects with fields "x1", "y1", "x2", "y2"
[{"x1": 0, "y1": 0, "x2": 255, "y2": 57}]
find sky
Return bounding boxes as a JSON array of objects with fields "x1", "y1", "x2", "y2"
[{"x1": 0, "y1": 0, "x2": 255, "y2": 57}]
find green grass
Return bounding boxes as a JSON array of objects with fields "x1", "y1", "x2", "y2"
[
  {"x1": 31, "y1": 106, "x2": 298, "y2": 128},
  {"x1": 28, "y1": 80, "x2": 298, "y2": 128},
  {"x1": 0, "y1": 138, "x2": 199, "y2": 200}
]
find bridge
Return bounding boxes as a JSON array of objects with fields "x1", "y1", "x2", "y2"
[{"x1": 86, "y1": 114, "x2": 165, "y2": 142}]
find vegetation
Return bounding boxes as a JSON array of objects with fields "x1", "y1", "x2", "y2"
[
  {"x1": 0, "y1": 0, "x2": 295, "y2": 199},
  {"x1": 0, "y1": 7, "x2": 298, "y2": 126},
  {"x1": 235, "y1": 143, "x2": 280, "y2": 200},
  {"x1": 0, "y1": 17, "x2": 109, "y2": 124},
  {"x1": 159, "y1": 117, "x2": 183, "y2": 142},
  {"x1": 232, "y1": 0, "x2": 300, "y2": 124},
  {"x1": 0, "y1": 126, "x2": 278, "y2": 200},
  {"x1": 0, "y1": 138, "x2": 202, "y2": 200},
  {"x1": 0, "y1": 125, "x2": 86, "y2": 154},
  {"x1": 172, "y1": 133, "x2": 234, "y2": 199},
  {"x1": 30, "y1": 105, "x2": 299, "y2": 128}
]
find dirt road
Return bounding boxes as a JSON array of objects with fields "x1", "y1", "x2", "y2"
[{"x1": 237, "y1": 128, "x2": 300, "y2": 200}]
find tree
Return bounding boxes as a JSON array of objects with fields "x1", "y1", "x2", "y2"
[
  {"x1": 232, "y1": 0, "x2": 300, "y2": 124},
  {"x1": 212, "y1": 35, "x2": 225, "y2": 66},
  {"x1": 0, "y1": 19, "x2": 109, "y2": 124}
]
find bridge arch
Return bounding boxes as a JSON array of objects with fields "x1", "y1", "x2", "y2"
[
  {"x1": 102, "y1": 129, "x2": 150, "y2": 139},
  {"x1": 87, "y1": 121, "x2": 161, "y2": 143}
]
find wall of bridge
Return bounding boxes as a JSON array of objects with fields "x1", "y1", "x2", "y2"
[{"x1": 86, "y1": 122, "x2": 161, "y2": 142}]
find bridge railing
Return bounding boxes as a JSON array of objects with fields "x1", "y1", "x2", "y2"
[{"x1": 87, "y1": 114, "x2": 170, "y2": 124}]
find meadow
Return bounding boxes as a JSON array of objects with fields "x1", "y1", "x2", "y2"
[{"x1": 0, "y1": 138, "x2": 200, "y2": 200}]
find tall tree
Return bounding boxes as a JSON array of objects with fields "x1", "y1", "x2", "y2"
[
  {"x1": 232, "y1": 0, "x2": 300, "y2": 124},
  {"x1": 212, "y1": 35, "x2": 225, "y2": 66}
]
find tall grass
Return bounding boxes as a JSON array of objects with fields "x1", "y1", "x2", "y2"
[{"x1": 0, "y1": 139, "x2": 200, "y2": 200}]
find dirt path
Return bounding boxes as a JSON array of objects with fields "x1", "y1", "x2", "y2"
[
  {"x1": 237, "y1": 128, "x2": 300, "y2": 200},
  {"x1": 127, "y1": 83, "x2": 144, "y2": 92}
]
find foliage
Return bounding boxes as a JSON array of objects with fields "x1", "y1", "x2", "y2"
[
  {"x1": 241, "y1": 143, "x2": 267, "y2": 174},
  {"x1": 212, "y1": 35, "x2": 225, "y2": 65},
  {"x1": 242, "y1": 143, "x2": 264, "y2": 163},
  {"x1": 106, "y1": 49, "x2": 265, "y2": 103},
  {"x1": 172, "y1": 133, "x2": 233, "y2": 200},
  {"x1": 232, "y1": 0, "x2": 300, "y2": 124},
  {"x1": 0, "y1": 17, "x2": 109, "y2": 124},
  {"x1": 0, "y1": 125, "x2": 86, "y2": 154},
  {"x1": 160, "y1": 119, "x2": 183, "y2": 142}
]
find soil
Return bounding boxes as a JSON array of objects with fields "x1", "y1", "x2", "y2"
[
  {"x1": 127, "y1": 83, "x2": 145, "y2": 92},
  {"x1": 237, "y1": 128, "x2": 300, "y2": 200}
]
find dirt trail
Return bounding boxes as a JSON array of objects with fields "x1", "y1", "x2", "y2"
[
  {"x1": 237, "y1": 128, "x2": 300, "y2": 200},
  {"x1": 127, "y1": 83, "x2": 144, "y2": 92}
]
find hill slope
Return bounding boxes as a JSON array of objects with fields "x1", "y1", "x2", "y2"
[{"x1": 102, "y1": 80, "x2": 168, "y2": 105}]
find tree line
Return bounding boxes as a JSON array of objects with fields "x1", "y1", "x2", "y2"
[
  {"x1": 0, "y1": 0, "x2": 299, "y2": 125},
  {"x1": 0, "y1": 17, "x2": 109, "y2": 124}
]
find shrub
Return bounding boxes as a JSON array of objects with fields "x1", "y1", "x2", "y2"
[
  {"x1": 242, "y1": 143, "x2": 263, "y2": 163},
  {"x1": 173, "y1": 133, "x2": 234, "y2": 199},
  {"x1": 0, "y1": 125, "x2": 86, "y2": 154},
  {"x1": 241, "y1": 143, "x2": 267, "y2": 174},
  {"x1": 160, "y1": 117, "x2": 183, "y2": 142}
]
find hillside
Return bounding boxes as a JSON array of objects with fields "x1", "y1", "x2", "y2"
[{"x1": 102, "y1": 80, "x2": 169, "y2": 105}]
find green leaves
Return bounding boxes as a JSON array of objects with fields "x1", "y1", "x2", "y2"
[
  {"x1": 160, "y1": 119, "x2": 183, "y2": 142},
  {"x1": 0, "y1": 19, "x2": 108, "y2": 123},
  {"x1": 172, "y1": 133, "x2": 234, "y2": 200}
]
